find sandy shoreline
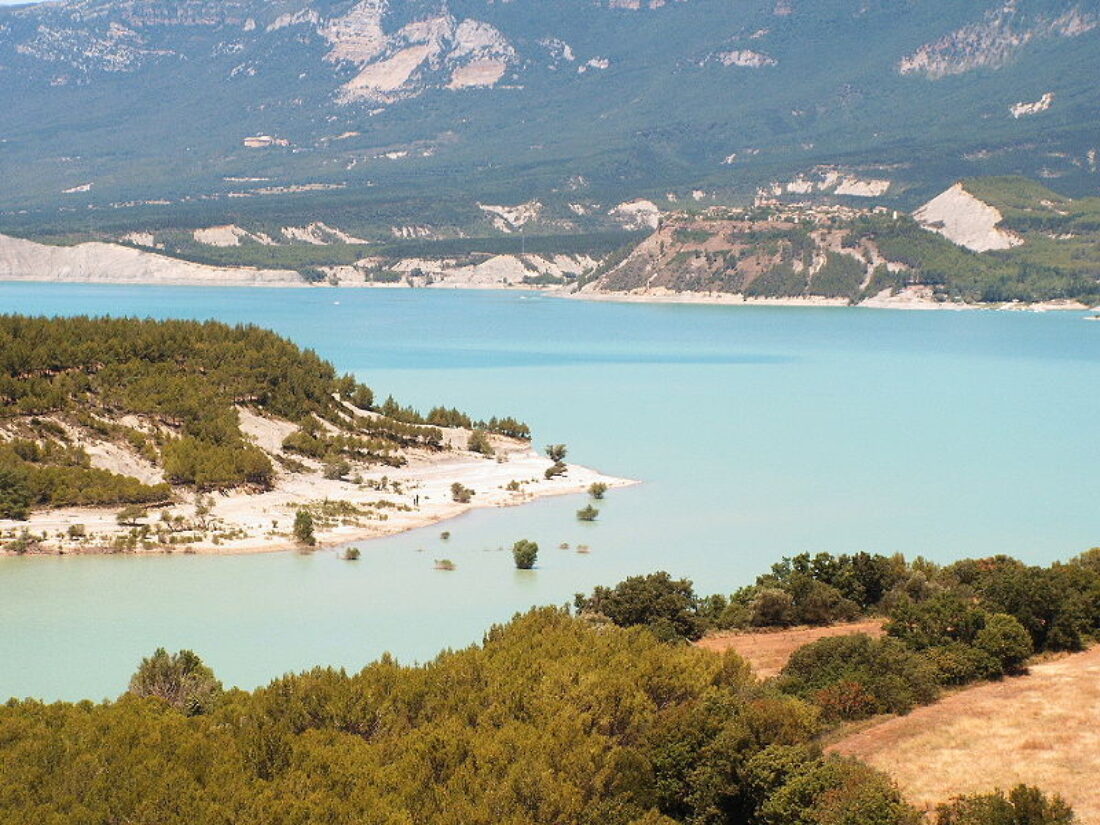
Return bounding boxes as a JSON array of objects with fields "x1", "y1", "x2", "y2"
[
  {"x1": 4, "y1": 274, "x2": 1092, "y2": 313},
  {"x1": 1, "y1": 426, "x2": 637, "y2": 557},
  {"x1": 567, "y1": 286, "x2": 1094, "y2": 313}
]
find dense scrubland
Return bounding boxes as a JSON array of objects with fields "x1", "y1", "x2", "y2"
[
  {"x1": 578, "y1": 548, "x2": 1100, "y2": 720},
  {"x1": 1, "y1": 547, "x2": 1093, "y2": 824},
  {"x1": 0, "y1": 316, "x2": 527, "y2": 520}
]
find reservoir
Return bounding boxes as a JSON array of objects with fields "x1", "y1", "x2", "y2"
[{"x1": 1, "y1": 283, "x2": 1097, "y2": 700}]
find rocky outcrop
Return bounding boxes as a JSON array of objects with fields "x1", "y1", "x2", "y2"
[
  {"x1": 608, "y1": 199, "x2": 661, "y2": 231},
  {"x1": 324, "y1": 3, "x2": 515, "y2": 104},
  {"x1": 900, "y1": 4, "x2": 1098, "y2": 79}
]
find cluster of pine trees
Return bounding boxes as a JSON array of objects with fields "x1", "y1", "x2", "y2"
[{"x1": 0, "y1": 316, "x2": 527, "y2": 517}]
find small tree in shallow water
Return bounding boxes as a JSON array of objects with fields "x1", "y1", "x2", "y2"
[
  {"x1": 512, "y1": 539, "x2": 538, "y2": 570},
  {"x1": 128, "y1": 648, "x2": 223, "y2": 716}
]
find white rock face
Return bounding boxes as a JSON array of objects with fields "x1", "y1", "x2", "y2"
[
  {"x1": 900, "y1": 5, "x2": 1098, "y2": 79},
  {"x1": 121, "y1": 232, "x2": 159, "y2": 248},
  {"x1": 609, "y1": 199, "x2": 661, "y2": 231},
  {"x1": 389, "y1": 254, "x2": 596, "y2": 287},
  {"x1": 193, "y1": 224, "x2": 277, "y2": 247},
  {"x1": 834, "y1": 177, "x2": 891, "y2": 197},
  {"x1": 281, "y1": 223, "x2": 367, "y2": 245},
  {"x1": 578, "y1": 57, "x2": 609, "y2": 72},
  {"x1": 763, "y1": 168, "x2": 891, "y2": 198},
  {"x1": 321, "y1": 0, "x2": 388, "y2": 65},
  {"x1": 716, "y1": 49, "x2": 777, "y2": 68},
  {"x1": 390, "y1": 225, "x2": 434, "y2": 239},
  {"x1": 913, "y1": 183, "x2": 1023, "y2": 252},
  {"x1": 0, "y1": 234, "x2": 298, "y2": 284},
  {"x1": 448, "y1": 58, "x2": 507, "y2": 89},
  {"x1": 267, "y1": 9, "x2": 320, "y2": 33},
  {"x1": 324, "y1": 4, "x2": 515, "y2": 103},
  {"x1": 478, "y1": 201, "x2": 542, "y2": 232},
  {"x1": 1010, "y1": 92, "x2": 1054, "y2": 118}
]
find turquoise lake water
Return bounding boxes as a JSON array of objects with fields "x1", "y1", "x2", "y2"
[{"x1": 1, "y1": 283, "x2": 1098, "y2": 701}]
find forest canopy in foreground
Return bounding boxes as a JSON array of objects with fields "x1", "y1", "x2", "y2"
[{"x1": 1, "y1": 549, "x2": 1091, "y2": 825}]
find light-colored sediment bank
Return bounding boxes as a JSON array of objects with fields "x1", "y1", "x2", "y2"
[
  {"x1": 569, "y1": 286, "x2": 1093, "y2": 312},
  {"x1": 1, "y1": 440, "x2": 634, "y2": 556}
]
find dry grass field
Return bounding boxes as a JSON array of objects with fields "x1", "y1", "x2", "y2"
[
  {"x1": 696, "y1": 619, "x2": 886, "y2": 678},
  {"x1": 830, "y1": 646, "x2": 1100, "y2": 822}
]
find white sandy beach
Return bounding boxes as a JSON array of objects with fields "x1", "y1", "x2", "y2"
[{"x1": 1, "y1": 432, "x2": 634, "y2": 556}]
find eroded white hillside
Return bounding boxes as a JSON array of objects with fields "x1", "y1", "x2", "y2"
[
  {"x1": 0, "y1": 233, "x2": 298, "y2": 283},
  {"x1": 913, "y1": 183, "x2": 1022, "y2": 252}
]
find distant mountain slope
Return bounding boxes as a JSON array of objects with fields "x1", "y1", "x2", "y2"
[
  {"x1": 0, "y1": 0, "x2": 1097, "y2": 232},
  {"x1": 584, "y1": 177, "x2": 1100, "y2": 306}
]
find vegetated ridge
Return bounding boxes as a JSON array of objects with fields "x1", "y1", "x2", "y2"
[
  {"x1": 3, "y1": 176, "x2": 1096, "y2": 307},
  {"x1": 0, "y1": 0, "x2": 1096, "y2": 237},
  {"x1": 581, "y1": 176, "x2": 1100, "y2": 307},
  {"x1": 0, "y1": 315, "x2": 625, "y2": 553}
]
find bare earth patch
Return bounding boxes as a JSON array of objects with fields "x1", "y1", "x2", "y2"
[
  {"x1": 696, "y1": 620, "x2": 886, "y2": 678},
  {"x1": 830, "y1": 646, "x2": 1100, "y2": 822}
]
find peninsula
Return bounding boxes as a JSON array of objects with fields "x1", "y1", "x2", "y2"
[{"x1": 0, "y1": 316, "x2": 629, "y2": 554}]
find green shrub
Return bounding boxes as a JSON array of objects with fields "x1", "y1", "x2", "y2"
[
  {"x1": 322, "y1": 458, "x2": 351, "y2": 480},
  {"x1": 759, "y1": 756, "x2": 920, "y2": 825},
  {"x1": 293, "y1": 510, "x2": 316, "y2": 546},
  {"x1": 545, "y1": 444, "x2": 568, "y2": 462},
  {"x1": 577, "y1": 504, "x2": 599, "y2": 522},
  {"x1": 0, "y1": 465, "x2": 32, "y2": 519},
  {"x1": 545, "y1": 461, "x2": 567, "y2": 479},
  {"x1": 935, "y1": 785, "x2": 1076, "y2": 825},
  {"x1": 974, "y1": 613, "x2": 1033, "y2": 675},
  {"x1": 575, "y1": 572, "x2": 707, "y2": 642},
  {"x1": 128, "y1": 648, "x2": 223, "y2": 716},
  {"x1": 512, "y1": 539, "x2": 538, "y2": 570},
  {"x1": 921, "y1": 643, "x2": 1001, "y2": 686},
  {"x1": 467, "y1": 429, "x2": 494, "y2": 457},
  {"x1": 779, "y1": 635, "x2": 938, "y2": 719}
]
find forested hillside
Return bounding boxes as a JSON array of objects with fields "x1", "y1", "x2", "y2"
[
  {"x1": 2, "y1": 546, "x2": 1093, "y2": 824},
  {"x1": 0, "y1": 0, "x2": 1096, "y2": 237}
]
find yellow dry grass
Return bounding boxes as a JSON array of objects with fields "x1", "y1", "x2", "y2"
[
  {"x1": 696, "y1": 619, "x2": 886, "y2": 679},
  {"x1": 830, "y1": 646, "x2": 1100, "y2": 822}
]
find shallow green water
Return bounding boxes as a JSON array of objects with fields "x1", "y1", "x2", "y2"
[{"x1": 1, "y1": 284, "x2": 1098, "y2": 700}]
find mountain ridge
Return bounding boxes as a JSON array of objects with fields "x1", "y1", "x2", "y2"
[{"x1": 1, "y1": 0, "x2": 1097, "y2": 231}]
